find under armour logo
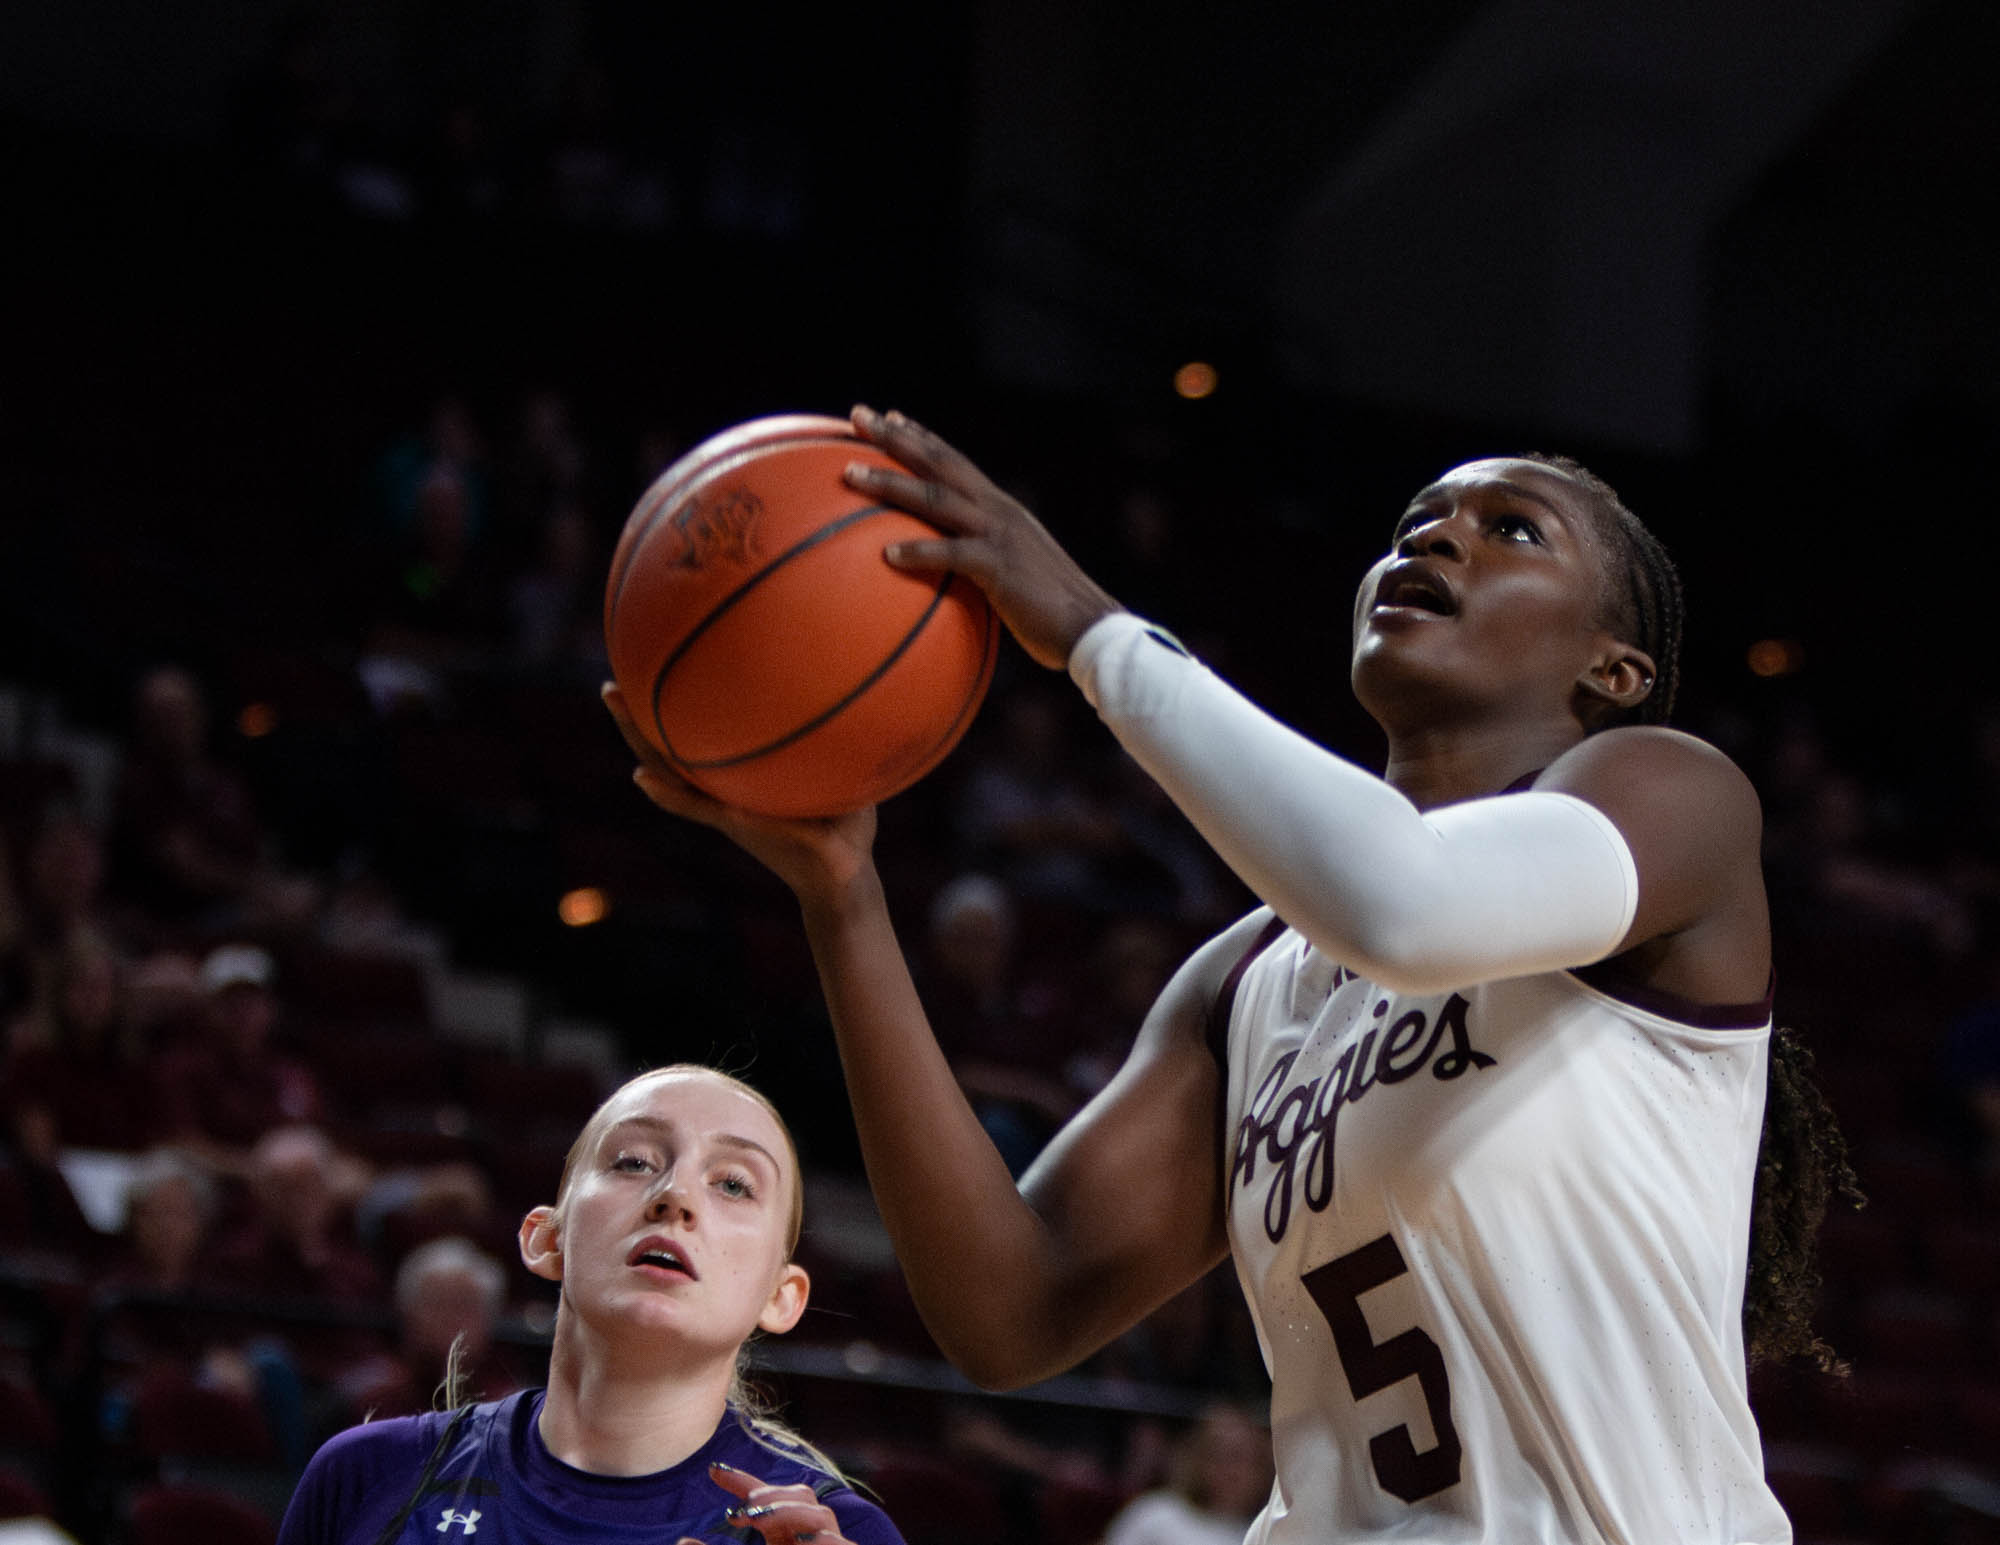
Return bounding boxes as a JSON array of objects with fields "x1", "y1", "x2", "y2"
[{"x1": 437, "y1": 1509, "x2": 481, "y2": 1535}]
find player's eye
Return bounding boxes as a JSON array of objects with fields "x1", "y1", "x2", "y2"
[
  {"x1": 1492, "y1": 513, "x2": 1543, "y2": 544},
  {"x1": 611, "y1": 1151, "x2": 657, "y2": 1174},
  {"x1": 712, "y1": 1170, "x2": 757, "y2": 1200}
]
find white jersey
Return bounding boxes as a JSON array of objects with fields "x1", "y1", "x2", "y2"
[{"x1": 1218, "y1": 914, "x2": 1790, "y2": 1545}]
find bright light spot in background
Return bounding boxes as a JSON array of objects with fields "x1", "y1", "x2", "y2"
[
  {"x1": 1174, "y1": 361, "x2": 1218, "y2": 399},
  {"x1": 1746, "y1": 639, "x2": 1805, "y2": 678},
  {"x1": 559, "y1": 887, "x2": 610, "y2": 927},
  {"x1": 238, "y1": 702, "x2": 278, "y2": 738}
]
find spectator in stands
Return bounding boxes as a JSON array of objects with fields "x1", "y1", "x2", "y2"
[
  {"x1": 155, "y1": 944, "x2": 323, "y2": 1176},
  {"x1": 1100, "y1": 1403, "x2": 1272, "y2": 1545},
  {"x1": 508, "y1": 497, "x2": 607, "y2": 676},
  {"x1": 13, "y1": 806, "x2": 114, "y2": 978},
  {"x1": 2, "y1": 929, "x2": 157, "y2": 1158},
  {"x1": 1061, "y1": 917, "x2": 1184, "y2": 1105},
  {"x1": 205, "y1": 1124, "x2": 379, "y2": 1303},
  {"x1": 1763, "y1": 763, "x2": 1976, "y2": 959},
  {"x1": 91, "y1": 1149, "x2": 222, "y2": 1393},
  {"x1": 496, "y1": 390, "x2": 590, "y2": 569},
  {"x1": 109, "y1": 665, "x2": 318, "y2": 936},
  {"x1": 372, "y1": 394, "x2": 490, "y2": 559},
  {"x1": 335, "y1": 1235, "x2": 520, "y2": 1421},
  {"x1": 954, "y1": 685, "x2": 1124, "y2": 905},
  {"x1": 363, "y1": 460, "x2": 511, "y2": 668},
  {"x1": 102, "y1": 1148, "x2": 216, "y2": 1297},
  {"x1": 915, "y1": 872, "x2": 1075, "y2": 1175}
]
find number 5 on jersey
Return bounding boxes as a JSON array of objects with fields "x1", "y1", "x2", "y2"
[{"x1": 1303, "y1": 1233, "x2": 1463, "y2": 1503}]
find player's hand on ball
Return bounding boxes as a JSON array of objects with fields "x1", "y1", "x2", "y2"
[
  {"x1": 601, "y1": 683, "x2": 877, "y2": 899},
  {"x1": 846, "y1": 405, "x2": 1124, "y2": 670},
  {"x1": 686, "y1": 1462, "x2": 849, "y2": 1545}
]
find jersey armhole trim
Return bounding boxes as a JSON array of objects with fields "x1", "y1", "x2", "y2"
[
  {"x1": 1206, "y1": 915, "x2": 1289, "y2": 1068},
  {"x1": 1566, "y1": 958, "x2": 1775, "y2": 1031}
]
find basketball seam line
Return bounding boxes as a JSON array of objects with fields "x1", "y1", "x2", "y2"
[
  {"x1": 606, "y1": 429, "x2": 861, "y2": 619},
  {"x1": 652, "y1": 504, "x2": 951, "y2": 769},
  {"x1": 886, "y1": 594, "x2": 999, "y2": 783}
]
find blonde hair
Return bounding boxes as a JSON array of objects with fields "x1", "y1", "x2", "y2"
[{"x1": 546, "y1": 1064, "x2": 849, "y2": 1483}]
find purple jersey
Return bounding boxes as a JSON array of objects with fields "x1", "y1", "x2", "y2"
[{"x1": 277, "y1": 1390, "x2": 906, "y2": 1545}]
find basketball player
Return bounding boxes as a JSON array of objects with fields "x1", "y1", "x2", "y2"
[
  {"x1": 605, "y1": 407, "x2": 1853, "y2": 1542},
  {"x1": 277, "y1": 1066, "x2": 903, "y2": 1545}
]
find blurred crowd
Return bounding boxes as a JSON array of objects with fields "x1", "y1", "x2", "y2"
[
  {"x1": 0, "y1": 357, "x2": 1285, "y2": 1545},
  {"x1": 7, "y1": 359, "x2": 2000, "y2": 1542},
  {"x1": 11, "y1": 343, "x2": 2000, "y2": 1544},
  {"x1": 5, "y1": 22, "x2": 1999, "y2": 1532}
]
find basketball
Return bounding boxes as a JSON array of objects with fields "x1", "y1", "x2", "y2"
[{"x1": 604, "y1": 413, "x2": 998, "y2": 818}]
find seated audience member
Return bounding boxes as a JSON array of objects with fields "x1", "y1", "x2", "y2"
[
  {"x1": 102, "y1": 1148, "x2": 216, "y2": 1296},
  {"x1": 335, "y1": 1236, "x2": 521, "y2": 1420},
  {"x1": 953, "y1": 686, "x2": 1124, "y2": 905},
  {"x1": 13, "y1": 807, "x2": 117, "y2": 989},
  {"x1": 155, "y1": 944, "x2": 323, "y2": 1176},
  {"x1": 915, "y1": 873, "x2": 1076, "y2": 1175},
  {"x1": 109, "y1": 664, "x2": 318, "y2": 935},
  {"x1": 1101, "y1": 1404, "x2": 1273, "y2": 1545},
  {"x1": 203, "y1": 1125, "x2": 383, "y2": 1311},
  {"x1": 4, "y1": 930, "x2": 158, "y2": 1159},
  {"x1": 92, "y1": 1149, "x2": 227, "y2": 1377}
]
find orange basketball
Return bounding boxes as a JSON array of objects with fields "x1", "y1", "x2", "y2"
[{"x1": 605, "y1": 414, "x2": 998, "y2": 818}]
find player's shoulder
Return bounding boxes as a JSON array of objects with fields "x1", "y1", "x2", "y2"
[
  {"x1": 1187, "y1": 906, "x2": 1286, "y2": 994},
  {"x1": 822, "y1": 1484, "x2": 908, "y2": 1545},
  {"x1": 306, "y1": 1398, "x2": 498, "y2": 1482},
  {"x1": 1539, "y1": 725, "x2": 1761, "y2": 823},
  {"x1": 308, "y1": 1410, "x2": 449, "y2": 1476}
]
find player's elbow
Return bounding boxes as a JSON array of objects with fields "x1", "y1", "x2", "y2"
[
  {"x1": 931, "y1": 1325, "x2": 1066, "y2": 1393},
  {"x1": 1329, "y1": 907, "x2": 1477, "y2": 999}
]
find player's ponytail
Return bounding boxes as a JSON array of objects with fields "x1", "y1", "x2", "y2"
[
  {"x1": 1744, "y1": 1026, "x2": 1864, "y2": 1372},
  {"x1": 728, "y1": 1363, "x2": 866, "y2": 1492}
]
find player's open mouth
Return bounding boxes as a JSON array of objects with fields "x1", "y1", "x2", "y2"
[
  {"x1": 628, "y1": 1238, "x2": 697, "y2": 1279},
  {"x1": 1372, "y1": 562, "x2": 1458, "y2": 617}
]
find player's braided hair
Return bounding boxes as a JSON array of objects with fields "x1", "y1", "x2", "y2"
[
  {"x1": 1521, "y1": 453, "x2": 1683, "y2": 729},
  {"x1": 1745, "y1": 1027, "x2": 1865, "y2": 1372},
  {"x1": 1519, "y1": 458, "x2": 1859, "y2": 1369}
]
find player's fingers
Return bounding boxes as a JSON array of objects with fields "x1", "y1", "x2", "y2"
[
  {"x1": 601, "y1": 682, "x2": 666, "y2": 766},
  {"x1": 842, "y1": 458, "x2": 989, "y2": 536},
  {"x1": 630, "y1": 763, "x2": 726, "y2": 823},
  {"x1": 880, "y1": 535, "x2": 991, "y2": 581},
  {"x1": 851, "y1": 403, "x2": 992, "y2": 491},
  {"x1": 709, "y1": 1468, "x2": 840, "y2": 1544},
  {"x1": 604, "y1": 696, "x2": 721, "y2": 820},
  {"x1": 726, "y1": 1498, "x2": 840, "y2": 1544},
  {"x1": 705, "y1": 1461, "x2": 767, "y2": 1501}
]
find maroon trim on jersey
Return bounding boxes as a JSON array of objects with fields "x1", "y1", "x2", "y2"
[
  {"x1": 1207, "y1": 916, "x2": 1290, "y2": 1069},
  {"x1": 1568, "y1": 957, "x2": 1775, "y2": 1030},
  {"x1": 1501, "y1": 766, "x2": 1774, "y2": 1028}
]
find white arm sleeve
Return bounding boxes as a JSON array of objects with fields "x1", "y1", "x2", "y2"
[{"x1": 1069, "y1": 612, "x2": 1639, "y2": 995}]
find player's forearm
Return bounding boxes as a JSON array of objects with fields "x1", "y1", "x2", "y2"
[
  {"x1": 1070, "y1": 614, "x2": 1637, "y2": 993},
  {"x1": 794, "y1": 873, "x2": 1100, "y2": 1386}
]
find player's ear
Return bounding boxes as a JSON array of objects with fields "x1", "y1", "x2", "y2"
[
  {"x1": 1576, "y1": 639, "x2": 1656, "y2": 725},
  {"x1": 519, "y1": 1206, "x2": 563, "y2": 1282},
  {"x1": 757, "y1": 1262, "x2": 809, "y2": 1336}
]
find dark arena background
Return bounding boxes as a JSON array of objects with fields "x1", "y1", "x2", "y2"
[{"x1": 3, "y1": 3, "x2": 1997, "y2": 1542}]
